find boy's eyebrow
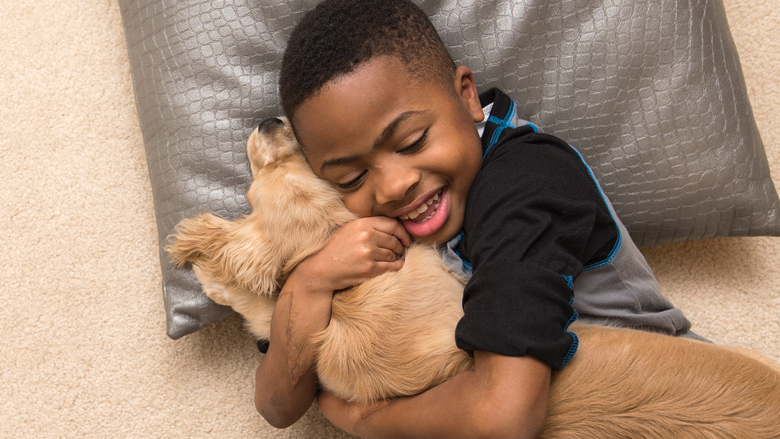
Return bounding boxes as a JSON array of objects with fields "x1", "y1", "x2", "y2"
[{"x1": 319, "y1": 110, "x2": 427, "y2": 173}]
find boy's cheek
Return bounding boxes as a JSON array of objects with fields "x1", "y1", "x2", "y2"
[{"x1": 341, "y1": 194, "x2": 373, "y2": 218}]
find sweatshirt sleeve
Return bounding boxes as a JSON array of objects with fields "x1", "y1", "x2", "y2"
[{"x1": 455, "y1": 131, "x2": 618, "y2": 370}]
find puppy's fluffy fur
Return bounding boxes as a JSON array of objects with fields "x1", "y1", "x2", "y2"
[{"x1": 168, "y1": 118, "x2": 780, "y2": 437}]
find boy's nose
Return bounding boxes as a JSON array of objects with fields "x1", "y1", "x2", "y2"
[{"x1": 375, "y1": 166, "x2": 420, "y2": 205}]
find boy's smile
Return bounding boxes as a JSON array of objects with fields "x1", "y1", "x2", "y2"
[{"x1": 292, "y1": 56, "x2": 485, "y2": 245}]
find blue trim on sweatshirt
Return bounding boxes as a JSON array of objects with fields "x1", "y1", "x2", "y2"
[
  {"x1": 564, "y1": 146, "x2": 623, "y2": 272},
  {"x1": 561, "y1": 275, "x2": 579, "y2": 367}
]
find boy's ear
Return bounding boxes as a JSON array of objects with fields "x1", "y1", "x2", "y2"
[{"x1": 453, "y1": 66, "x2": 484, "y2": 123}]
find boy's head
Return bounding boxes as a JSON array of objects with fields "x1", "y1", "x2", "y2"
[
  {"x1": 279, "y1": 0, "x2": 456, "y2": 124},
  {"x1": 279, "y1": 0, "x2": 486, "y2": 245}
]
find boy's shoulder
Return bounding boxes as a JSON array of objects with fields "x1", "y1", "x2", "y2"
[{"x1": 477, "y1": 88, "x2": 593, "y2": 183}]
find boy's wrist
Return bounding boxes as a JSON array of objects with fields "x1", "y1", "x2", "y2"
[{"x1": 287, "y1": 256, "x2": 338, "y2": 296}]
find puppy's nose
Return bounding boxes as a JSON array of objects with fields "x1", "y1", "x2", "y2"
[{"x1": 257, "y1": 117, "x2": 285, "y2": 132}]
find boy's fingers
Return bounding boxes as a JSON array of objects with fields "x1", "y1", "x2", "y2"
[
  {"x1": 377, "y1": 258, "x2": 404, "y2": 273},
  {"x1": 392, "y1": 222, "x2": 413, "y2": 247},
  {"x1": 376, "y1": 231, "x2": 406, "y2": 257},
  {"x1": 368, "y1": 216, "x2": 412, "y2": 247},
  {"x1": 374, "y1": 247, "x2": 403, "y2": 264}
]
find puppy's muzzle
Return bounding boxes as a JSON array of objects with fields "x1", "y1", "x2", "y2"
[{"x1": 258, "y1": 117, "x2": 285, "y2": 133}]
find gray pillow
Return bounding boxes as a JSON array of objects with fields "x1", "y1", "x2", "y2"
[{"x1": 118, "y1": 0, "x2": 780, "y2": 339}]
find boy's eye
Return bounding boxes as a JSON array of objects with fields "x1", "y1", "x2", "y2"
[
  {"x1": 337, "y1": 171, "x2": 367, "y2": 190},
  {"x1": 398, "y1": 129, "x2": 428, "y2": 154}
]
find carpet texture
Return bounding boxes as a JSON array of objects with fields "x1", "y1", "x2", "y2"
[{"x1": 1, "y1": 0, "x2": 778, "y2": 437}]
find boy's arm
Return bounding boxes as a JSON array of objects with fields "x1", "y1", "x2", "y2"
[
  {"x1": 318, "y1": 351, "x2": 550, "y2": 439},
  {"x1": 254, "y1": 217, "x2": 412, "y2": 428},
  {"x1": 254, "y1": 271, "x2": 332, "y2": 427}
]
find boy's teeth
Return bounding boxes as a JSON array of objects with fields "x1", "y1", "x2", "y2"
[{"x1": 399, "y1": 191, "x2": 441, "y2": 222}]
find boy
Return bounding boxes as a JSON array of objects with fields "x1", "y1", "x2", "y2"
[{"x1": 254, "y1": 0, "x2": 695, "y2": 436}]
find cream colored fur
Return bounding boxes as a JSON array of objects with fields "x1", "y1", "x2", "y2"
[{"x1": 168, "y1": 119, "x2": 780, "y2": 436}]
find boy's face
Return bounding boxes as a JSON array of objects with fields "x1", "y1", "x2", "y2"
[{"x1": 293, "y1": 56, "x2": 485, "y2": 245}]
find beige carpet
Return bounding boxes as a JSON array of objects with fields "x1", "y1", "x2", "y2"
[{"x1": 1, "y1": 0, "x2": 778, "y2": 437}]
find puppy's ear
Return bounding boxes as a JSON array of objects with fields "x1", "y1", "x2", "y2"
[{"x1": 246, "y1": 117, "x2": 300, "y2": 176}]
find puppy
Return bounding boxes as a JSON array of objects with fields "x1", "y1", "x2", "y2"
[
  {"x1": 168, "y1": 118, "x2": 780, "y2": 437},
  {"x1": 167, "y1": 117, "x2": 472, "y2": 403}
]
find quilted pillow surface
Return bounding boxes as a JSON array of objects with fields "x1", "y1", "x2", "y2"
[{"x1": 118, "y1": 0, "x2": 780, "y2": 339}]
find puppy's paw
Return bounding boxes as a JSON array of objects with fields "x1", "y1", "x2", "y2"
[
  {"x1": 193, "y1": 265, "x2": 244, "y2": 308},
  {"x1": 247, "y1": 117, "x2": 300, "y2": 175},
  {"x1": 167, "y1": 214, "x2": 227, "y2": 267}
]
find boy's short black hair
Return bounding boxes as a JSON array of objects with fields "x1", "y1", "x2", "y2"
[{"x1": 279, "y1": 0, "x2": 456, "y2": 124}]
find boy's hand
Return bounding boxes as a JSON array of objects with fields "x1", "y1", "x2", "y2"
[
  {"x1": 295, "y1": 217, "x2": 412, "y2": 293},
  {"x1": 317, "y1": 389, "x2": 388, "y2": 436},
  {"x1": 316, "y1": 352, "x2": 551, "y2": 439}
]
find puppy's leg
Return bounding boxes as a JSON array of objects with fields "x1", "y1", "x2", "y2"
[
  {"x1": 167, "y1": 214, "x2": 276, "y2": 340},
  {"x1": 166, "y1": 213, "x2": 246, "y2": 299}
]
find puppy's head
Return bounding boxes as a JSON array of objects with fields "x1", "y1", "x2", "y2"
[
  {"x1": 240, "y1": 115, "x2": 357, "y2": 293},
  {"x1": 246, "y1": 117, "x2": 300, "y2": 176}
]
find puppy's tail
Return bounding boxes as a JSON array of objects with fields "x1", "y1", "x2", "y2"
[{"x1": 166, "y1": 213, "x2": 234, "y2": 268}]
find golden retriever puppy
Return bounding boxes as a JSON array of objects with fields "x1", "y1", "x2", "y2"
[
  {"x1": 167, "y1": 117, "x2": 472, "y2": 403},
  {"x1": 168, "y1": 118, "x2": 780, "y2": 437}
]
